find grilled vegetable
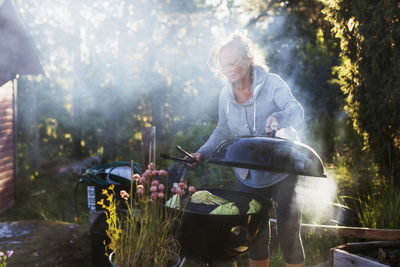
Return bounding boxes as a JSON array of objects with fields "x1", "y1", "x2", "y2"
[
  {"x1": 210, "y1": 202, "x2": 240, "y2": 215},
  {"x1": 166, "y1": 194, "x2": 180, "y2": 209},
  {"x1": 191, "y1": 190, "x2": 229, "y2": 205},
  {"x1": 247, "y1": 199, "x2": 261, "y2": 214}
]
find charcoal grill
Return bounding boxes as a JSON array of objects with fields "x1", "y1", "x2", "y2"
[
  {"x1": 163, "y1": 136, "x2": 326, "y2": 266},
  {"x1": 172, "y1": 188, "x2": 272, "y2": 266}
]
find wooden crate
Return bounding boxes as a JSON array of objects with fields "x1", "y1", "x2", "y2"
[{"x1": 329, "y1": 240, "x2": 400, "y2": 267}]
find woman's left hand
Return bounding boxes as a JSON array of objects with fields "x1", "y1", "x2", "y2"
[{"x1": 265, "y1": 116, "x2": 280, "y2": 134}]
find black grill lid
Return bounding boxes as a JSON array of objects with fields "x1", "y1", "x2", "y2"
[{"x1": 207, "y1": 136, "x2": 326, "y2": 178}]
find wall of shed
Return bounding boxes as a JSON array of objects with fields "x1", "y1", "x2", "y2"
[{"x1": 0, "y1": 79, "x2": 16, "y2": 213}]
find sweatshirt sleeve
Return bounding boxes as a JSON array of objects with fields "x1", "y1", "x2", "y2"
[
  {"x1": 197, "y1": 89, "x2": 232, "y2": 160},
  {"x1": 270, "y1": 75, "x2": 304, "y2": 128}
]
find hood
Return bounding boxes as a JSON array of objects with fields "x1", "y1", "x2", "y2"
[
  {"x1": 226, "y1": 66, "x2": 268, "y2": 105},
  {"x1": 225, "y1": 66, "x2": 268, "y2": 134}
]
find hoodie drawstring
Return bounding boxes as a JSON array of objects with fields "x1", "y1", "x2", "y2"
[
  {"x1": 226, "y1": 98, "x2": 229, "y2": 117},
  {"x1": 253, "y1": 101, "x2": 256, "y2": 133}
]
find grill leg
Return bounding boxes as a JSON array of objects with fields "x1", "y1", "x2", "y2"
[{"x1": 232, "y1": 260, "x2": 238, "y2": 267}]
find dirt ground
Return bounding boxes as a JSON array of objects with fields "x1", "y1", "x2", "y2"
[
  {"x1": 0, "y1": 220, "x2": 91, "y2": 267},
  {"x1": 0, "y1": 219, "x2": 237, "y2": 267},
  {"x1": 0, "y1": 219, "x2": 338, "y2": 267}
]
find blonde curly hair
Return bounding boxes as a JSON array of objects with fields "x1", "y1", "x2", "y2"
[{"x1": 209, "y1": 31, "x2": 268, "y2": 78}]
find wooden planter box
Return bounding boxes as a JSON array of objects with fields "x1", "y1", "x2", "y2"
[{"x1": 329, "y1": 240, "x2": 400, "y2": 267}]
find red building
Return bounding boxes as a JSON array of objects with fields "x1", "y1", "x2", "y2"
[{"x1": 0, "y1": 0, "x2": 43, "y2": 213}]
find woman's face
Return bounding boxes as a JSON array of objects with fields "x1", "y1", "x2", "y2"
[{"x1": 219, "y1": 47, "x2": 251, "y2": 84}]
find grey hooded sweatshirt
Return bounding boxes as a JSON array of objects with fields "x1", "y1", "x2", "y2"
[{"x1": 197, "y1": 66, "x2": 304, "y2": 188}]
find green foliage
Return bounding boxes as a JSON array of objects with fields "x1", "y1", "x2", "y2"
[
  {"x1": 356, "y1": 178, "x2": 400, "y2": 229},
  {"x1": 321, "y1": 0, "x2": 400, "y2": 186},
  {"x1": 0, "y1": 164, "x2": 89, "y2": 224},
  {"x1": 14, "y1": 0, "x2": 225, "y2": 167},
  {"x1": 332, "y1": 125, "x2": 378, "y2": 198},
  {"x1": 301, "y1": 233, "x2": 346, "y2": 266}
]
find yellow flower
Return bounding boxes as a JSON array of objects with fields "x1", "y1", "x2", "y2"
[{"x1": 107, "y1": 193, "x2": 114, "y2": 203}]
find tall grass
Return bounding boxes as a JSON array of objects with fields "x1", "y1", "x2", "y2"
[
  {"x1": 356, "y1": 181, "x2": 400, "y2": 229},
  {"x1": 332, "y1": 148, "x2": 400, "y2": 229}
]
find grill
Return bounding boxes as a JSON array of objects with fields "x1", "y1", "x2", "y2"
[{"x1": 163, "y1": 136, "x2": 326, "y2": 266}]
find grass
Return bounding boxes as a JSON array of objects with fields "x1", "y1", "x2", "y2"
[
  {"x1": 356, "y1": 181, "x2": 400, "y2": 229},
  {"x1": 0, "y1": 160, "x2": 90, "y2": 224}
]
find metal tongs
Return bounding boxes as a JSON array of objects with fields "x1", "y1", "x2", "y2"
[
  {"x1": 176, "y1": 145, "x2": 195, "y2": 160},
  {"x1": 159, "y1": 145, "x2": 197, "y2": 164}
]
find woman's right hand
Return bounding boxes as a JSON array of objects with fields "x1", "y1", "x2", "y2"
[{"x1": 185, "y1": 152, "x2": 203, "y2": 167}]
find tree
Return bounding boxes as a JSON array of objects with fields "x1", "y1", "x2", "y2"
[{"x1": 322, "y1": 0, "x2": 400, "y2": 186}]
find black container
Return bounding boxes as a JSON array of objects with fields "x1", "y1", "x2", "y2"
[
  {"x1": 171, "y1": 188, "x2": 272, "y2": 264},
  {"x1": 90, "y1": 212, "x2": 111, "y2": 267}
]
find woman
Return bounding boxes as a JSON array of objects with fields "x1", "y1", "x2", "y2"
[{"x1": 187, "y1": 32, "x2": 305, "y2": 267}]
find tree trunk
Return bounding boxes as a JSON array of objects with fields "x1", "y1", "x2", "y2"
[
  {"x1": 70, "y1": 1, "x2": 85, "y2": 158},
  {"x1": 102, "y1": 0, "x2": 129, "y2": 162}
]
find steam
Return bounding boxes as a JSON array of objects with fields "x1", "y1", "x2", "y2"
[{"x1": 296, "y1": 173, "x2": 338, "y2": 224}]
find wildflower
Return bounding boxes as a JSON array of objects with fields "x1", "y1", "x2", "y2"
[
  {"x1": 179, "y1": 182, "x2": 187, "y2": 189},
  {"x1": 150, "y1": 192, "x2": 158, "y2": 200},
  {"x1": 175, "y1": 187, "x2": 185, "y2": 195},
  {"x1": 120, "y1": 190, "x2": 129, "y2": 200},
  {"x1": 158, "y1": 184, "x2": 165, "y2": 191},
  {"x1": 147, "y1": 162, "x2": 155, "y2": 171},
  {"x1": 97, "y1": 198, "x2": 106, "y2": 208},
  {"x1": 158, "y1": 169, "x2": 168, "y2": 177},
  {"x1": 151, "y1": 180, "x2": 160, "y2": 186},
  {"x1": 103, "y1": 162, "x2": 195, "y2": 266},
  {"x1": 133, "y1": 174, "x2": 140, "y2": 181},
  {"x1": 189, "y1": 186, "x2": 196, "y2": 193},
  {"x1": 150, "y1": 185, "x2": 158, "y2": 192},
  {"x1": 137, "y1": 184, "x2": 144, "y2": 195},
  {"x1": 141, "y1": 169, "x2": 153, "y2": 182}
]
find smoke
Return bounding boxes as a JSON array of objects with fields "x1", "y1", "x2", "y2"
[
  {"x1": 12, "y1": 1, "x2": 314, "y2": 137},
  {"x1": 11, "y1": 1, "x2": 342, "y2": 215},
  {"x1": 296, "y1": 173, "x2": 338, "y2": 224},
  {"x1": 11, "y1": 0, "x2": 226, "y2": 146}
]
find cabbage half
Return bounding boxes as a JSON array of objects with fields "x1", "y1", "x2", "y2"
[
  {"x1": 210, "y1": 202, "x2": 240, "y2": 215},
  {"x1": 166, "y1": 194, "x2": 180, "y2": 209},
  {"x1": 247, "y1": 199, "x2": 261, "y2": 214},
  {"x1": 191, "y1": 190, "x2": 229, "y2": 205}
]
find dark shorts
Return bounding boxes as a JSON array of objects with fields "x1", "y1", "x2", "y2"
[{"x1": 236, "y1": 175, "x2": 305, "y2": 264}]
